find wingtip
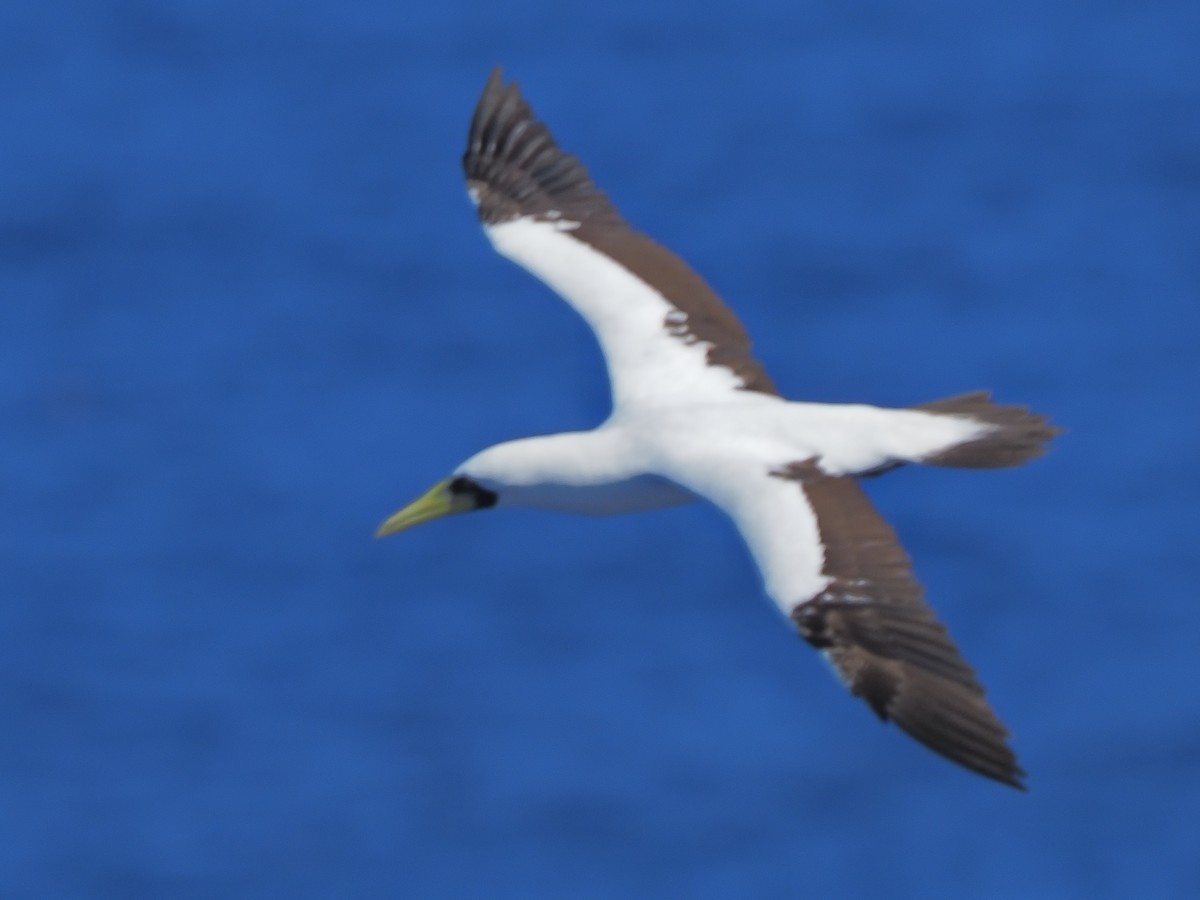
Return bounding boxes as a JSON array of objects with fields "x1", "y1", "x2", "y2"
[
  {"x1": 985, "y1": 758, "x2": 1028, "y2": 791},
  {"x1": 463, "y1": 66, "x2": 623, "y2": 228},
  {"x1": 882, "y1": 673, "x2": 1029, "y2": 790},
  {"x1": 483, "y1": 64, "x2": 506, "y2": 94}
]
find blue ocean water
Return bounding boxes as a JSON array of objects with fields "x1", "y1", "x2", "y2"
[{"x1": 3, "y1": 1, "x2": 1198, "y2": 896}]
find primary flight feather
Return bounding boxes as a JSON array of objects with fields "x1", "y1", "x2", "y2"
[{"x1": 379, "y1": 68, "x2": 1059, "y2": 789}]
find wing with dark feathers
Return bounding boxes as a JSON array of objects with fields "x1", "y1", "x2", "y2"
[
  {"x1": 774, "y1": 461, "x2": 1026, "y2": 789},
  {"x1": 463, "y1": 67, "x2": 624, "y2": 228},
  {"x1": 461, "y1": 67, "x2": 777, "y2": 399}
]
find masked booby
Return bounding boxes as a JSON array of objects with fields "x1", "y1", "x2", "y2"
[{"x1": 378, "y1": 68, "x2": 1059, "y2": 789}]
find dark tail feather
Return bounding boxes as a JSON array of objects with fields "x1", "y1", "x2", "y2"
[{"x1": 914, "y1": 391, "x2": 1061, "y2": 468}]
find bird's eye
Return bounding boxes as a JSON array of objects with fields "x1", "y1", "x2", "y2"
[{"x1": 448, "y1": 475, "x2": 498, "y2": 508}]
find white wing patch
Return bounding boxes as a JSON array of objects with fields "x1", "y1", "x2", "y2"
[
  {"x1": 485, "y1": 216, "x2": 746, "y2": 409},
  {"x1": 663, "y1": 456, "x2": 831, "y2": 609}
]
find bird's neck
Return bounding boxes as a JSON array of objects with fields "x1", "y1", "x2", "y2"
[{"x1": 462, "y1": 430, "x2": 695, "y2": 516}]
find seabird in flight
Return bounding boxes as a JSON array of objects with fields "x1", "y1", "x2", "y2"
[{"x1": 378, "y1": 68, "x2": 1059, "y2": 789}]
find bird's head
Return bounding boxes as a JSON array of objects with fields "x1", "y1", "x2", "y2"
[
  {"x1": 375, "y1": 437, "x2": 595, "y2": 537},
  {"x1": 375, "y1": 473, "x2": 498, "y2": 538}
]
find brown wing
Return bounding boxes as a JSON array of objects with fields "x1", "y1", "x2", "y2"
[
  {"x1": 462, "y1": 67, "x2": 777, "y2": 397},
  {"x1": 774, "y1": 462, "x2": 1026, "y2": 789},
  {"x1": 464, "y1": 67, "x2": 624, "y2": 229}
]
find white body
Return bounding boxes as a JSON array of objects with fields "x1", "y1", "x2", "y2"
[
  {"x1": 460, "y1": 217, "x2": 993, "y2": 610},
  {"x1": 464, "y1": 406, "x2": 987, "y2": 616},
  {"x1": 434, "y1": 71, "x2": 1048, "y2": 787}
]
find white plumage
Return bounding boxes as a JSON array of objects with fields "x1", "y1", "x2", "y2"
[
  {"x1": 378, "y1": 68, "x2": 1059, "y2": 789},
  {"x1": 486, "y1": 216, "x2": 748, "y2": 407}
]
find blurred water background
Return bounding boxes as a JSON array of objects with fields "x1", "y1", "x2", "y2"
[{"x1": 2, "y1": 1, "x2": 1198, "y2": 896}]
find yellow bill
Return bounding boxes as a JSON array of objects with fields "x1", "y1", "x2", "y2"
[
  {"x1": 374, "y1": 475, "x2": 496, "y2": 540},
  {"x1": 376, "y1": 478, "x2": 478, "y2": 538}
]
